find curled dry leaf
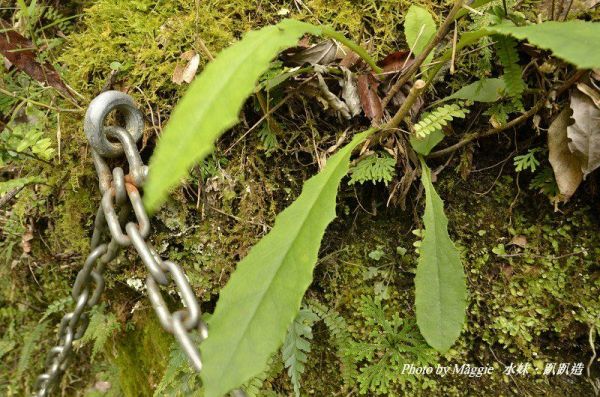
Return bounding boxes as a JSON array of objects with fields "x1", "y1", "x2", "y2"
[
  {"x1": 283, "y1": 40, "x2": 338, "y2": 66},
  {"x1": 172, "y1": 51, "x2": 200, "y2": 85},
  {"x1": 357, "y1": 74, "x2": 382, "y2": 120},
  {"x1": 339, "y1": 66, "x2": 361, "y2": 117},
  {"x1": 316, "y1": 73, "x2": 351, "y2": 119},
  {"x1": 0, "y1": 19, "x2": 73, "y2": 98},
  {"x1": 377, "y1": 50, "x2": 414, "y2": 74},
  {"x1": 577, "y1": 82, "x2": 600, "y2": 108},
  {"x1": 509, "y1": 235, "x2": 528, "y2": 248},
  {"x1": 567, "y1": 89, "x2": 600, "y2": 177},
  {"x1": 549, "y1": 107, "x2": 582, "y2": 200}
]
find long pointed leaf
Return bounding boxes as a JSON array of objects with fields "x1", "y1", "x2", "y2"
[
  {"x1": 415, "y1": 159, "x2": 467, "y2": 353},
  {"x1": 201, "y1": 130, "x2": 372, "y2": 397},
  {"x1": 143, "y1": 19, "x2": 322, "y2": 212}
]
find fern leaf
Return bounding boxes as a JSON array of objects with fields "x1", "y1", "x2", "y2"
[
  {"x1": 155, "y1": 342, "x2": 196, "y2": 396},
  {"x1": 242, "y1": 356, "x2": 275, "y2": 397},
  {"x1": 413, "y1": 103, "x2": 469, "y2": 138},
  {"x1": 78, "y1": 305, "x2": 121, "y2": 361},
  {"x1": 308, "y1": 300, "x2": 356, "y2": 383},
  {"x1": 0, "y1": 339, "x2": 15, "y2": 360},
  {"x1": 495, "y1": 36, "x2": 525, "y2": 97},
  {"x1": 39, "y1": 297, "x2": 71, "y2": 323},
  {"x1": 282, "y1": 308, "x2": 318, "y2": 397},
  {"x1": 17, "y1": 321, "x2": 47, "y2": 376},
  {"x1": 349, "y1": 153, "x2": 396, "y2": 185}
]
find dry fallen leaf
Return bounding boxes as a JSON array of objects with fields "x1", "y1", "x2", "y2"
[
  {"x1": 567, "y1": 89, "x2": 600, "y2": 177},
  {"x1": 21, "y1": 228, "x2": 33, "y2": 255},
  {"x1": 509, "y1": 235, "x2": 528, "y2": 248},
  {"x1": 548, "y1": 107, "x2": 583, "y2": 199},
  {"x1": 378, "y1": 50, "x2": 414, "y2": 74},
  {"x1": 284, "y1": 40, "x2": 338, "y2": 66},
  {"x1": 172, "y1": 51, "x2": 200, "y2": 85},
  {"x1": 357, "y1": 74, "x2": 383, "y2": 120},
  {"x1": 339, "y1": 66, "x2": 361, "y2": 117},
  {"x1": 577, "y1": 82, "x2": 600, "y2": 108},
  {"x1": 316, "y1": 73, "x2": 351, "y2": 119},
  {"x1": 0, "y1": 19, "x2": 73, "y2": 97}
]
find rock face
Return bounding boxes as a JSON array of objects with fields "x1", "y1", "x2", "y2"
[{"x1": 1, "y1": 1, "x2": 599, "y2": 396}]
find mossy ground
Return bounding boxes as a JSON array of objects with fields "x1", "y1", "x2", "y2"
[{"x1": 1, "y1": 0, "x2": 599, "y2": 396}]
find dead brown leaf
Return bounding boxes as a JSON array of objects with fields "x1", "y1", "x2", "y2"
[
  {"x1": 548, "y1": 107, "x2": 583, "y2": 199},
  {"x1": 172, "y1": 51, "x2": 200, "y2": 85},
  {"x1": 0, "y1": 19, "x2": 73, "y2": 98},
  {"x1": 283, "y1": 40, "x2": 337, "y2": 66},
  {"x1": 340, "y1": 66, "x2": 361, "y2": 117},
  {"x1": 567, "y1": 89, "x2": 600, "y2": 177},
  {"x1": 378, "y1": 50, "x2": 414, "y2": 74},
  {"x1": 21, "y1": 227, "x2": 33, "y2": 254},
  {"x1": 357, "y1": 74, "x2": 382, "y2": 120},
  {"x1": 509, "y1": 235, "x2": 528, "y2": 248}
]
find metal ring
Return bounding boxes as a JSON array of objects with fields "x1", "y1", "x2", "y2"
[{"x1": 84, "y1": 90, "x2": 144, "y2": 158}]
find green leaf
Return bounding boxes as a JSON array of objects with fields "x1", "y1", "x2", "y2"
[
  {"x1": 494, "y1": 36, "x2": 525, "y2": 97},
  {"x1": 415, "y1": 159, "x2": 467, "y2": 353},
  {"x1": 455, "y1": 0, "x2": 496, "y2": 19},
  {"x1": 410, "y1": 129, "x2": 444, "y2": 156},
  {"x1": 404, "y1": 5, "x2": 437, "y2": 56},
  {"x1": 488, "y1": 21, "x2": 600, "y2": 69},
  {"x1": 143, "y1": 19, "x2": 322, "y2": 212},
  {"x1": 413, "y1": 103, "x2": 469, "y2": 139},
  {"x1": 0, "y1": 177, "x2": 42, "y2": 196},
  {"x1": 282, "y1": 308, "x2": 318, "y2": 396},
  {"x1": 447, "y1": 78, "x2": 506, "y2": 103},
  {"x1": 200, "y1": 130, "x2": 372, "y2": 397}
]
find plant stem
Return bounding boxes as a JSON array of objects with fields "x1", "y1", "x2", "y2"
[
  {"x1": 378, "y1": 0, "x2": 466, "y2": 115},
  {"x1": 321, "y1": 26, "x2": 382, "y2": 74},
  {"x1": 356, "y1": 80, "x2": 426, "y2": 153},
  {"x1": 427, "y1": 70, "x2": 586, "y2": 158}
]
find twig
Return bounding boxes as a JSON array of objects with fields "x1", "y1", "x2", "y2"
[
  {"x1": 0, "y1": 87, "x2": 80, "y2": 113},
  {"x1": 363, "y1": 80, "x2": 426, "y2": 150},
  {"x1": 224, "y1": 91, "x2": 293, "y2": 155},
  {"x1": 427, "y1": 99, "x2": 545, "y2": 158},
  {"x1": 427, "y1": 69, "x2": 586, "y2": 158},
  {"x1": 378, "y1": 0, "x2": 465, "y2": 115}
]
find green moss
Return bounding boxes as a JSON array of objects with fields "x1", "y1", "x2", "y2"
[{"x1": 111, "y1": 311, "x2": 172, "y2": 396}]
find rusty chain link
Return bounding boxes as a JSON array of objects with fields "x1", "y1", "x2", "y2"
[{"x1": 33, "y1": 91, "x2": 212, "y2": 396}]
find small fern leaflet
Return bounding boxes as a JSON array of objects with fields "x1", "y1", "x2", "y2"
[
  {"x1": 495, "y1": 35, "x2": 525, "y2": 97},
  {"x1": 413, "y1": 103, "x2": 469, "y2": 138},
  {"x1": 282, "y1": 308, "x2": 318, "y2": 396}
]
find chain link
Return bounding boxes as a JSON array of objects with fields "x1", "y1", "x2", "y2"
[{"x1": 33, "y1": 91, "x2": 212, "y2": 396}]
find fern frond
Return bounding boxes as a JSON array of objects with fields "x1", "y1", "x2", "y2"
[
  {"x1": 17, "y1": 321, "x2": 47, "y2": 376},
  {"x1": 78, "y1": 305, "x2": 121, "y2": 361},
  {"x1": 413, "y1": 103, "x2": 469, "y2": 138},
  {"x1": 308, "y1": 300, "x2": 357, "y2": 383},
  {"x1": 349, "y1": 153, "x2": 396, "y2": 185},
  {"x1": 39, "y1": 297, "x2": 71, "y2": 323},
  {"x1": 242, "y1": 356, "x2": 275, "y2": 397},
  {"x1": 282, "y1": 308, "x2": 318, "y2": 397},
  {"x1": 495, "y1": 35, "x2": 525, "y2": 97},
  {"x1": 345, "y1": 296, "x2": 438, "y2": 395},
  {"x1": 0, "y1": 339, "x2": 15, "y2": 360},
  {"x1": 154, "y1": 342, "x2": 195, "y2": 396}
]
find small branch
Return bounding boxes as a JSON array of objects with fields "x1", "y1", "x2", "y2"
[
  {"x1": 427, "y1": 69, "x2": 586, "y2": 159},
  {"x1": 427, "y1": 99, "x2": 545, "y2": 158},
  {"x1": 388, "y1": 79, "x2": 426, "y2": 129},
  {"x1": 0, "y1": 87, "x2": 81, "y2": 113},
  {"x1": 378, "y1": 0, "x2": 465, "y2": 114},
  {"x1": 357, "y1": 80, "x2": 426, "y2": 152}
]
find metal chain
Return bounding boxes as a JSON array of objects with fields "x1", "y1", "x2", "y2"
[{"x1": 33, "y1": 91, "x2": 209, "y2": 396}]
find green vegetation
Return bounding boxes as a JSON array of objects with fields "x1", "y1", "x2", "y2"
[{"x1": 2, "y1": 0, "x2": 600, "y2": 396}]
